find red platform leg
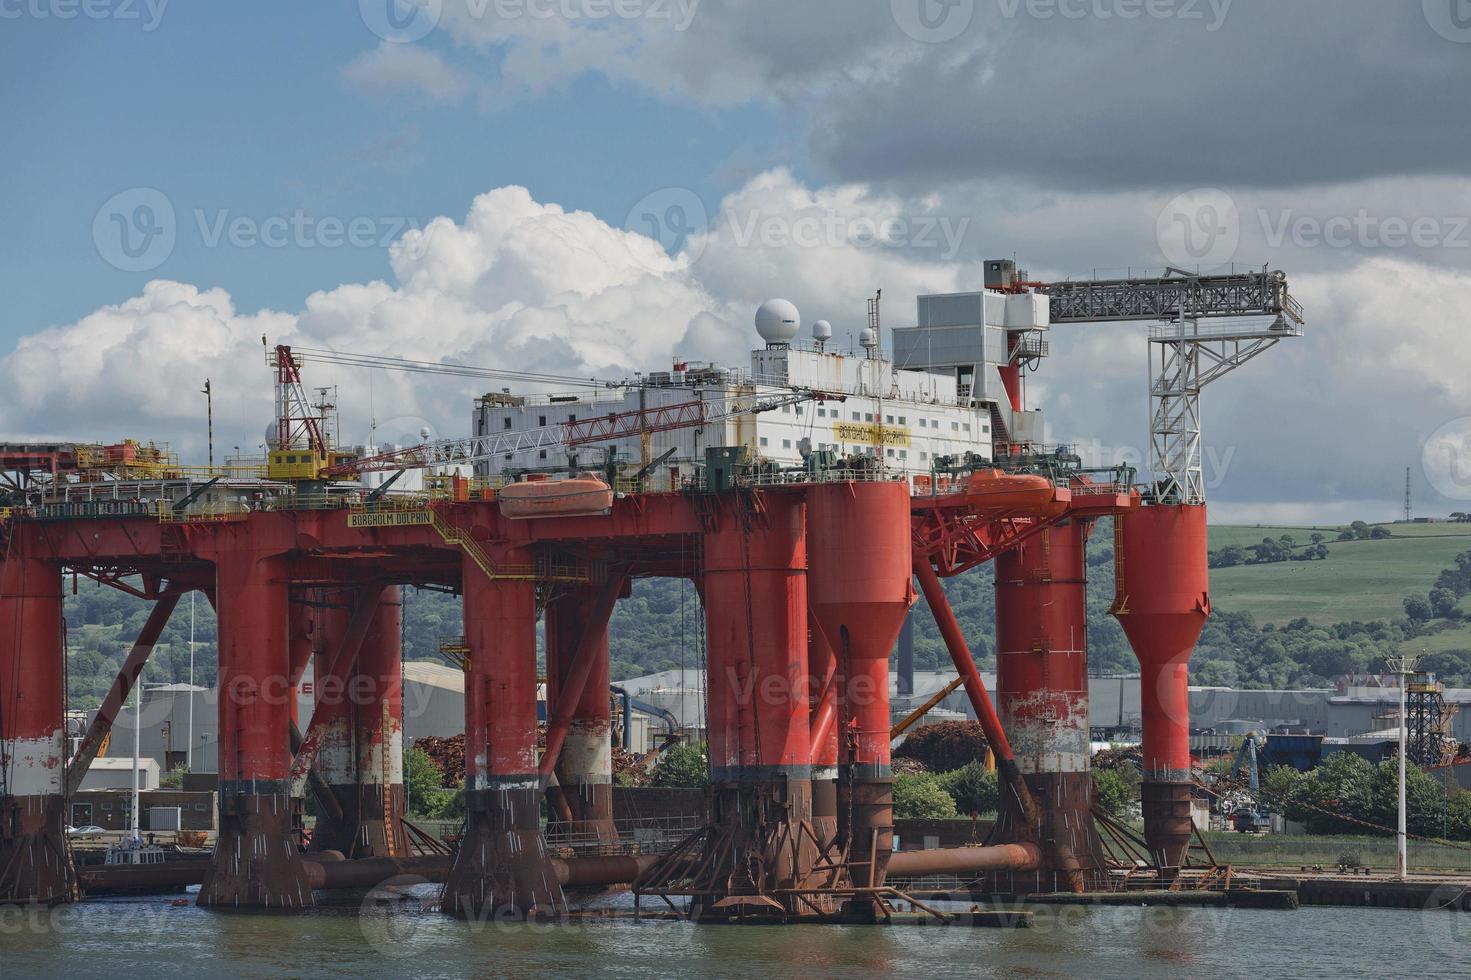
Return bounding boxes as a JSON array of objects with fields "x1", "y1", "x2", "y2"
[
  {"x1": 1112, "y1": 504, "x2": 1210, "y2": 875},
  {"x1": 443, "y1": 549, "x2": 564, "y2": 920},
  {"x1": 807, "y1": 481, "x2": 914, "y2": 913},
  {"x1": 546, "y1": 587, "x2": 617, "y2": 843},
  {"x1": 694, "y1": 491, "x2": 813, "y2": 915},
  {"x1": 807, "y1": 613, "x2": 839, "y2": 852},
  {"x1": 0, "y1": 547, "x2": 77, "y2": 906},
  {"x1": 994, "y1": 520, "x2": 1107, "y2": 893},
  {"x1": 354, "y1": 587, "x2": 407, "y2": 857},
  {"x1": 199, "y1": 552, "x2": 314, "y2": 908}
]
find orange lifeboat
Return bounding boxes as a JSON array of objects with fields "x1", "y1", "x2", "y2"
[
  {"x1": 962, "y1": 468, "x2": 1060, "y2": 515},
  {"x1": 496, "y1": 473, "x2": 614, "y2": 520}
]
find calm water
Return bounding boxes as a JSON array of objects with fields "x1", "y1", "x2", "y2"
[{"x1": 3, "y1": 888, "x2": 1468, "y2": 979}]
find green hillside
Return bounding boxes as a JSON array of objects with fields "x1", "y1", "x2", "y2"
[{"x1": 1209, "y1": 523, "x2": 1471, "y2": 625}]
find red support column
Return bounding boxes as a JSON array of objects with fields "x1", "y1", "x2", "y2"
[
  {"x1": 307, "y1": 595, "x2": 357, "y2": 854},
  {"x1": 443, "y1": 549, "x2": 564, "y2": 920},
  {"x1": 304, "y1": 586, "x2": 404, "y2": 858},
  {"x1": 355, "y1": 587, "x2": 407, "y2": 857},
  {"x1": 0, "y1": 547, "x2": 77, "y2": 906},
  {"x1": 807, "y1": 481, "x2": 914, "y2": 907},
  {"x1": 697, "y1": 491, "x2": 813, "y2": 912},
  {"x1": 546, "y1": 587, "x2": 617, "y2": 842},
  {"x1": 807, "y1": 614, "x2": 839, "y2": 851},
  {"x1": 287, "y1": 600, "x2": 315, "y2": 729},
  {"x1": 1112, "y1": 504, "x2": 1210, "y2": 875},
  {"x1": 994, "y1": 520, "x2": 1106, "y2": 893},
  {"x1": 199, "y1": 552, "x2": 313, "y2": 908}
]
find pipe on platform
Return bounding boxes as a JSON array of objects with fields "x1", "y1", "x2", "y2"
[
  {"x1": 911, "y1": 554, "x2": 1039, "y2": 827},
  {"x1": 86, "y1": 852, "x2": 666, "y2": 896},
  {"x1": 66, "y1": 590, "x2": 182, "y2": 795},
  {"x1": 887, "y1": 842, "x2": 1040, "y2": 878}
]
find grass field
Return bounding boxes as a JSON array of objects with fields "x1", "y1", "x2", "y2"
[{"x1": 1208, "y1": 521, "x2": 1471, "y2": 629}]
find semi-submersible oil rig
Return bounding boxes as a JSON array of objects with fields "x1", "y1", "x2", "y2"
[{"x1": 0, "y1": 262, "x2": 1302, "y2": 920}]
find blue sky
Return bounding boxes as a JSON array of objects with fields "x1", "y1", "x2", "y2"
[{"x1": 0, "y1": 0, "x2": 790, "y2": 338}]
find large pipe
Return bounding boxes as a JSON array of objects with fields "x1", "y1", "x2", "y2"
[
  {"x1": 66, "y1": 590, "x2": 182, "y2": 795},
  {"x1": 0, "y1": 547, "x2": 77, "y2": 906},
  {"x1": 912, "y1": 554, "x2": 1038, "y2": 827},
  {"x1": 84, "y1": 852, "x2": 667, "y2": 895},
  {"x1": 888, "y1": 842, "x2": 1040, "y2": 878},
  {"x1": 1112, "y1": 504, "x2": 1210, "y2": 874}
]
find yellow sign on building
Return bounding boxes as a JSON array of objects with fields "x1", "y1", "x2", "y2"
[
  {"x1": 347, "y1": 510, "x2": 433, "y2": 528},
  {"x1": 833, "y1": 421, "x2": 910, "y2": 448}
]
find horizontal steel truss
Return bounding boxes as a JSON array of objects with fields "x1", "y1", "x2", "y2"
[{"x1": 1041, "y1": 269, "x2": 1302, "y2": 324}]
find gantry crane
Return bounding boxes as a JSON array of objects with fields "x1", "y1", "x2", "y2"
[{"x1": 1034, "y1": 266, "x2": 1304, "y2": 504}]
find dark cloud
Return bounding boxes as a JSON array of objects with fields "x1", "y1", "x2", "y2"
[{"x1": 787, "y1": 0, "x2": 1471, "y2": 191}]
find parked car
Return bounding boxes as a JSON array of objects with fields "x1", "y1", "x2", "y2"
[{"x1": 67, "y1": 825, "x2": 105, "y2": 836}]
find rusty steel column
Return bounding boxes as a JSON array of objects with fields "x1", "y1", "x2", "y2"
[
  {"x1": 1112, "y1": 504, "x2": 1209, "y2": 876},
  {"x1": 287, "y1": 600, "x2": 315, "y2": 728},
  {"x1": 546, "y1": 587, "x2": 617, "y2": 842},
  {"x1": 807, "y1": 481, "x2": 914, "y2": 912},
  {"x1": 807, "y1": 614, "x2": 840, "y2": 853},
  {"x1": 994, "y1": 520, "x2": 1106, "y2": 893},
  {"x1": 0, "y1": 546, "x2": 77, "y2": 906},
  {"x1": 307, "y1": 594, "x2": 357, "y2": 854},
  {"x1": 697, "y1": 491, "x2": 814, "y2": 911},
  {"x1": 353, "y1": 586, "x2": 407, "y2": 857},
  {"x1": 444, "y1": 548, "x2": 564, "y2": 920},
  {"x1": 199, "y1": 551, "x2": 314, "y2": 909}
]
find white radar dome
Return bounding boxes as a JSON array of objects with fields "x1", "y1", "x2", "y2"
[
  {"x1": 812, "y1": 319, "x2": 833, "y2": 342},
  {"x1": 754, "y1": 298, "x2": 801, "y2": 344},
  {"x1": 264, "y1": 423, "x2": 280, "y2": 451},
  {"x1": 859, "y1": 326, "x2": 878, "y2": 348}
]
